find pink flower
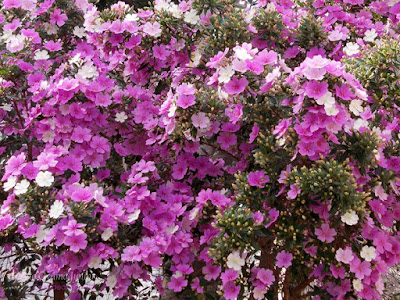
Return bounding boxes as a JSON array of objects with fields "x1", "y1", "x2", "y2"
[
  {"x1": 350, "y1": 257, "x2": 371, "y2": 279},
  {"x1": 224, "y1": 76, "x2": 248, "y2": 95},
  {"x1": 248, "y1": 171, "x2": 269, "y2": 188},
  {"x1": 273, "y1": 119, "x2": 290, "y2": 139},
  {"x1": 249, "y1": 124, "x2": 260, "y2": 143},
  {"x1": 202, "y1": 263, "x2": 221, "y2": 281},
  {"x1": 256, "y1": 268, "x2": 275, "y2": 286},
  {"x1": 71, "y1": 187, "x2": 94, "y2": 202},
  {"x1": 44, "y1": 40, "x2": 62, "y2": 52},
  {"x1": 255, "y1": 49, "x2": 277, "y2": 65},
  {"x1": 121, "y1": 245, "x2": 141, "y2": 262},
  {"x1": 50, "y1": 9, "x2": 68, "y2": 26},
  {"x1": 3, "y1": 0, "x2": 22, "y2": 9},
  {"x1": 62, "y1": 219, "x2": 86, "y2": 236},
  {"x1": 64, "y1": 233, "x2": 87, "y2": 252},
  {"x1": 191, "y1": 112, "x2": 210, "y2": 129},
  {"x1": 276, "y1": 250, "x2": 293, "y2": 268},
  {"x1": 287, "y1": 184, "x2": 301, "y2": 199},
  {"x1": 217, "y1": 132, "x2": 237, "y2": 149},
  {"x1": 304, "y1": 80, "x2": 328, "y2": 99},
  {"x1": 176, "y1": 94, "x2": 196, "y2": 109},
  {"x1": 221, "y1": 269, "x2": 238, "y2": 285},
  {"x1": 225, "y1": 104, "x2": 243, "y2": 124},
  {"x1": 33, "y1": 152, "x2": 58, "y2": 170},
  {"x1": 335, "y1": 247, "x2": 354, "y2": 264},
  {"x1": 315, "y1": 224, "x2": 337, "y2": 243},
  {"x1": 21, "y1": 162, "x2": 39, "y2": 180},
  {"x1": 223, "y1": 282, "x2": 240, "y2": 300},
  {"x1": 172, "y1": 162, "x2": 188, "y2": 180},
  {"x1": 143, "y1": 22, "x2": 162, "y2": 37},
  {"x1": 4, "y1": 153, "x2": 26, "y2": 178},
  {"x1": 167, "y1": 276, "x2": 188, "y2": 292}
]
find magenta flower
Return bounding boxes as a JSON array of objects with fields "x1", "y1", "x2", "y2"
[
  {"x1": 315, "y1": 223, "x2": 337, "y2": 243},
  {"x1": 221, "y1": 269, "x2": 238, "y2": 285},
  {"x1": 202, "y1": 263, "x2": 221, "y2": 281},
  {"x1": 223, "y1": 282, "x2": 240, "y2": 300},
  {"x1": 64, "y1": 233, "x2": 88, "y2": 253},
  {"x1": 121, "y1": 245, "x2": 141, "y2": 262},
  {"x1": 276, "y1": 250, "x2": 293, "y2": 268},
  {"x1": 50, "y1": 9, "x2": 68, "y2": 26},
  {"x1": 287, "y1": 184, "x2": 301, "y2": 199},
  {"x1": 217, "y1": 132, "x2": 237, "y2": 149},
  {"x1": 248, "y1": 171, "x2": 270, "y2": 188},
  {"x1": 62, "y1": 219, "x2": 86, "y2": 236},
  {"x1": 176, "y1": 94, "x2": 196, "y2": 109},
  {"x1": 304, "y1": 80, "x2": 328, "y2": 99},
  {"x1": 4, "y1": 153, "x2": 26, "y2": 178},
  {"x1": 256, "y1": 268, "x2": 275, "y2": 286},
  {"x1": 224, "y1": 76, "x2": 248, "y2": 95},
  {"x1": 350, "y1": 257, "x2": 371, "y2": 279},
  {"x1": 71, "y1": 187, "x2": 94, "y2": 202},
  {"x1": 167, "y1": 276, "x2": 188, "y2": 292}
]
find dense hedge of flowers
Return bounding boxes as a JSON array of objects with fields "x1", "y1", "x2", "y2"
[{"x1": 1, "y1": 0, "x2": 400, "y2": 299}]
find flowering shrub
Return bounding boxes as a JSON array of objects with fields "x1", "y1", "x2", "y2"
[{"x1": 1, "y1": 0, "x2": 400, "y2": 299}]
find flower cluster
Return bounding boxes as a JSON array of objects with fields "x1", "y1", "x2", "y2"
[{"x1": 0, "y1": 0, "x2": 400, "y2": 299}]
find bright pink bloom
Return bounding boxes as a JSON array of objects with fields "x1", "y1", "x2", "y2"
[
  {"x1": 315, "y1": 223, "x2": 337, "y2": 243},
  {"x1": 276, "y1": 250, "x2": 293, "y2": 268},
  {"x1": 202, "y1": 263, "x2": 221, "y2": 281},
  {"x1": 62, "y1": 219, "x2": 86, "y2": 236},
  {"x1": 287, "y1": 184, "x2": 301, "y2": 199},
  {"x1": 64, "y1": 233, "x2": 87, "y2": 252},
  {"x1": 224, "y1": 76, "x2": 248, "y2": 95},
  {"x1": 217, "y1": 132, "x2": 237, "y2": 149},
  {"x1": 71, "y1": 187, "x2": 94, "y2": 202},
  {"x1": 50, "y1": 9, "x2": 68, "y2": 26},
  {"x1": 350, "y1": 257, "x2": 371, "y2": 279},
  {"x1": 167, "y1": 276, "x2": 188, "y2": 292},
  {"x1": 248, "y1": 171, "x2": 269, "y2": 188},
  {"x1": 304, "y1": 80, "x2": 328, "y2": 99},
  {"x1": 256, "y1": 268, "x2": 275, "y2": 286},
  {"x1": 223, "y1": 282, "x2": 240, "y2": 300},
  {"x1": 221, "y1": 269, "x2": 238, "y2": 285},
  {"x1": 4, "y1": 153, "x2": 26, "y2": 178}
]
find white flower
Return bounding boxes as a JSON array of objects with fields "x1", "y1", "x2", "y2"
[
  {"x1": 226, "y1": 251, "x2": 245, "y2": 271},
  {"x1": 42, "y1": 130, "x2": 55, "y2": 143},
  {"x1": 166, "y1": 224, "x2": 179, "y2": 234},
  {"x1": 73, "y1": 26, "x2": 86, "y2": 38},
  {"x1": 34, "y1": 50, "x2": 50, "y2": 61},
  {"x1": 14, "y1": 180, "x2": 30, "y2": 195},
  {"x1": 353, "y1": 279, "x2": 363, "y2": 292},
  {"x1": 191, "y1": 112, "x2": 210, "y2": 129},
  {"x1": 106, "y1": 274, "x2": 117, "y2": 288},
  {"x1": 360, "y1": 245, "x2": 376, "y2": 262},
  {"x1": 324, "y1": 104, "x2": 339, "y2": 116},
  {"x1": 353, "y1": 118, "x2": 369, "y2": 131},
  {"x1": 128, "y1": 209, "x2": 141, "y2": 222},
  {"x1": 101, "y1": 227, "x2": 114, "y2": 241},
  {"x1": 43, "y1": 23, "x2": 58, "y2": 35},
  {"x1": 168, "y1": 4, "x2": 182, "y2": 18},
  {"x1": 343, "y1": 42, "x2": 360, "y2": 56},
  {"x1": 4, "y1": 176, "x2": 17, "y2": 192},
  {"x1": 349, "y1": 100, "x2": 364, "y2": 116},
  {"x1": 234, "y1": 47, "x2": 252, "y2": 61},
  {"x1": 88, "y1": 256, "x2": 102, "y2": 268},
  {"x1": 78, "y1": 63, "x2": 98, "y2": 79},
  {"x1": 35, "y1": 171, "x2": 54, "y2": 187},
  {"x1": 363, "y1": 29, "x2": 377, "y2": 42},
  {"x1": 6, "y1": 35, "x2": 25, "y2": 53},
  {"x1": 218, "y1": 65, "x2": 235, "y2": 84},
  {"x1": 36, "y1": 225, "x2": 49, "y2": 244},
  {"x1": 316, "y1": 92, "x2": 335, "y2": 106},
  {"x1": 184, "y1": 9, "x2": 200, "y2": 25},
  {"x1": 49, "y1": 200, "x2": 64, "y2": 219},
  {"x1": 115, "y1": 112, "x2": 128, "y2": 123},
  {"x1": 124, "y1": 14, "x2": 139, "y2": 22},
  {"x1": 341, "y1": 210, "x2": 359, "y2": 226}
]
